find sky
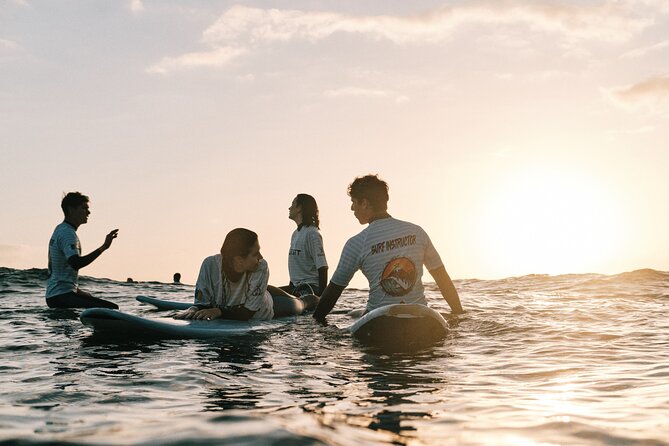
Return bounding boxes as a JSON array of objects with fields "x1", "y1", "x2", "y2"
[{"x1": 1, "y1": 0, "x2": 668, "y2": 286}]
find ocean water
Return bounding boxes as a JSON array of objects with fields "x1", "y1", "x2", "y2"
[{"x1": 1, "y1": 267, "x2": 668, "y2": 446}]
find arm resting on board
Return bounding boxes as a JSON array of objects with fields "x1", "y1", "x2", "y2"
[{"x1": 175, "y1": 305, "x2": 256, "y2": 321}]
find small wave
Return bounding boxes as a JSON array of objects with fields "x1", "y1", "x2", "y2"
[
  {"x1": 611, "y1": 268, "x2": 669, "y2": 282},
  {"x1": 501, "y1": 367, "x2": 585, "y2": 381}
]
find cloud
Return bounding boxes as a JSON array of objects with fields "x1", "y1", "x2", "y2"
[
  {"x1": 0, "y1": 39, "x2": 18, "y2": 50},
  {"x1": 323, "y1": 86, "x2": 409, "y2": 103},
  {"x1": 620, "y1": 0, "x2": 669, "y2": 14},
  {"x1": 146, "y1": 46, "x2": 247, "y2": 74},
  {"x1": 203, "y1": 3, "x2": 649, "y2": 47},
  {"x1": 151, "y1": 2, "x2": 651, "y2": 73},
  {"x1": 613, "y1": 75, "x2": 669, "y2": 101},
  {"x1": 130, "y1": 0, "x2": 144, "y2": 15},
  {"x1": 622, "y1": 39, "x2": 669, "y2": 59},
  {"x1": 606, "y1": 75, "x2": 669, "y2": 111}
]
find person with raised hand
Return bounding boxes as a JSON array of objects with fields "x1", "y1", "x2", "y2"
[{"x1": 46, "y1": 192, "x2": 119, "y2": 309}]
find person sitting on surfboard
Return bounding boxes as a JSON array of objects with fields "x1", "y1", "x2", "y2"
[
  {"x1": 279, "y1": 193, "x2": 328, "y2": 296},
  {"x1": 175, "y1": 228, "x2": 275, "y2": 321},
  {"x1": 313, "y1": 174, "x2": 463, "y2": 321},
  {"x1": 45, "y1": 192, "x2": 119, "y2": 309}
]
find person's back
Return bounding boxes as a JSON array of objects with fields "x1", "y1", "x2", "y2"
[
  {"x1": 47, "y1": 221, "x2": 81, "y2": 298},
  {"x1": 314, "y1": 174, "x2": 463, "y2": 320},
  {"x1": 332, "y1": 217, "x2": 441, "y2": 311}
]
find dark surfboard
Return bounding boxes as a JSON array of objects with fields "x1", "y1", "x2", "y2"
[{"x1": 350, "y1": 304, "x2": 449, "y2": 351}]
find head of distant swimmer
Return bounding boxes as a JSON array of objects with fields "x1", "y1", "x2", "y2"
[
  {"x1": 173, "y1": 273, "x2": 181, "y2": 283},
  {"x1": 61, "y1": 192, "x2": 90, "y2": 227},
  {"x1": 289, "y1": 194, "x2": 320, "y2": 228},
  {"x1": 348, "y1": 174, "x2": 389, "y2": 224},
  {"x1": 220, "y1": 228, "x2": 263, "y2": 281}
]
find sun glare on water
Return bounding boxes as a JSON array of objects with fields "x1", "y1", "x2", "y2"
[{"x1": 476, "y1": 166, "x2": 627, "y2": 277}]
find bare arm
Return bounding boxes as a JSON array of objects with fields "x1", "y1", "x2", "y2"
[
  {"x1": 312, "y1": 282, "x2": 345, "y2": 321},
  {"x1": 68, "y1": 229, "x2": 119, "y2": 270},
  {"x1": 428, "y1": 266, "x2": 464, "y2": 314},
  {"x1": 175, "y1": 305, "x2": 256, "y2": 321}
]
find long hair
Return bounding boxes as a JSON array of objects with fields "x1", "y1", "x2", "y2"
[
  {"x1": 220, "y1": 228, "x2": 258, "y2": 282},
  {"x1": 347, "y1": 174, "x2": 389, "y2": 211},
  {"x1": 295, "y1": 193, "x2": 320, "y2": 228}
]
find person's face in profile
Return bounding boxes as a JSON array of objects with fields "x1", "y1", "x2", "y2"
[
  {"x1": 350, "y1": 198, "x2": 371, "y2": 225},
  {"x1": 239, "y1": 240, "x2": 263, "y2": 272},
  {"x1": 68, "y1": 202, "x2": 90, "y2": 226},
  {"x1": 288, "y1": 197, "x2": 301, "y2": 222}
]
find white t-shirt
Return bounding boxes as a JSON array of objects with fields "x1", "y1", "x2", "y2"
[
  {"x1": 193, "y1": 254, "x2": 274, "y2": 320},
  {"x1": 331, "y1": 217, "x2": 443, "y2": 311},
  {"x1": 288, "y1": 225, "x2": 328, "y2": 287},
  {"x1": 46, "y1": 222, "x2": 81, "y2": 298}
]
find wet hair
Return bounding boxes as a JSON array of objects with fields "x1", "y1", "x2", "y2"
[
  {"x1": 173, "y1": 273, "x2": 181, "y2": 282},
  {"x1": 61, "y1": 192, "x2": 89, "y2": 216},
  {"x1": 295, "y1": 194, "x2": 320, "y2": 228},
  {"x1": 220, "y1": 228, "x2": 258, "y2": 281},
  {"x1": 347, "y1": 174, "x2": 389, "y2": 211}
]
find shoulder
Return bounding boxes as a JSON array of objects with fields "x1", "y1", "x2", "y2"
[
  {"x1": 257, "y1": 258, "x2": 269, "y2": 272},
  {"x1": 390, "y1": 218, "x2": 425, "y2": 233},
  {"x1": 300, "y1": 225, "x2": 320, "y2": 234},
  {"x1": 251, "y1": 259, "x2": 270, "y2": 277},
  {"x1": 54, "y1": 222, "x2": 75, "y2": 236},
  {"x1": 343, "y1": 228, "x2": 367, "y2": 250},
  {"x1": 201, "y1": 254, "x2": 221, "y2": 268},
  {"x1": 304, "y1": 225, "x2": 323, "y2": 238}
]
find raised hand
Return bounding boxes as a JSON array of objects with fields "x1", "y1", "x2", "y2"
[{"x1": 102, "y1": 229, "x2": 119, "y2": 251}]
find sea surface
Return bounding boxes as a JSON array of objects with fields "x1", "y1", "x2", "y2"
[{"x1": 1, "y1": 267, "x2": 668, "y2": 446}]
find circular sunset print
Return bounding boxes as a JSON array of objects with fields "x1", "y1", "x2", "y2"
[{"x1": 380, "y1": 257, "x2": 417, "y2": 297}]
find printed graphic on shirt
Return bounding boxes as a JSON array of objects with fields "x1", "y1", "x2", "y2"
[
  {"x1": 248, "y1": 281, "x2": 264, "y2": 297},
  {"x1": 380, "y1": 257, "x2": 417, "y2": 297}
]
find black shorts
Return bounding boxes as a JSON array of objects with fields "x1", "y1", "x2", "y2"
[{"x1": 46, "y1": 292, "x2": 118, "y2": 309}]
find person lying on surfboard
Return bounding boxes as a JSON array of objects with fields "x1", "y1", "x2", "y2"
[
  {"x1": 175, "y1": 228, "x2": 275, "y2": 321},
  {"x1": 313, "y1": 174, "x2": 463, "y2": 321}
]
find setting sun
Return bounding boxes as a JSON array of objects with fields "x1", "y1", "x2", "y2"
[{"x1": 476, "y1": 165, "x2": 626, "y2": 276}]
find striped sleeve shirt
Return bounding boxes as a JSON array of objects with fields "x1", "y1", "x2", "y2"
[
  {"x1": 46, "y1": 222, "x2": 81, "y2": 298},
  {"x1": 331, "y1": 217, "x2": 443, "y2": 311}
]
